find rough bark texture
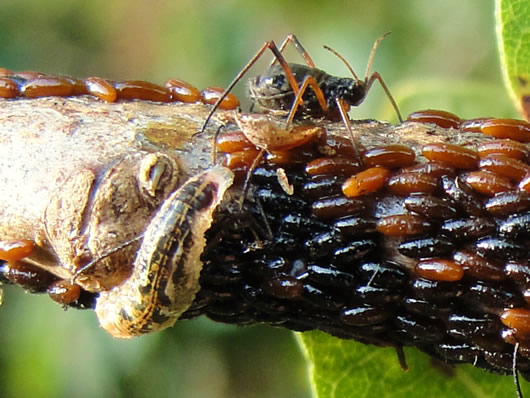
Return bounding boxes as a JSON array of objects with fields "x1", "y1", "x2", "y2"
[
  {"x1": 0, "y1": 96, "x2": 488, "y2": 284},
  {"x1": 4, "y1": 96, "x2": 530, "y2": 376}
]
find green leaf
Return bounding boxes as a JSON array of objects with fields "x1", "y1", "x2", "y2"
[
  {"x1": 298, "y1": 331, "x2": 529, "y2": 398},
  {"x1": 496, "y1": 0, "x2": 530, "y2": 120}
]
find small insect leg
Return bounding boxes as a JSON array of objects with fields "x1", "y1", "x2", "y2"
[
  {"x1": 199, "y1": 41, "x2": 302, "y2": 135},
  {"x1": 272, "y1": 33, "x2": 316, "y2": 68},
  {"x1": 513, "y1": 343, "x2": 524, "y2": 398},
  {"x1": 394, "y1": 345, "x2": 409, "y2": 371},
  {"x1": 285, "y1": 75, "x2": 329, "y2": 128},
  {"x1": 239, "y1": 149, "x2": 265, "y2": 207},
  {"x1": 336, "y1": 97, "x2": 363, "y2": 166}
]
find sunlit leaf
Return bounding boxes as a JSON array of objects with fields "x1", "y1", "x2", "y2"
[
  {"x1": 496, "y1": 0, "x2": 530, "y2": 120},
  {"x1": 299, "y1": 331, "x2": 528, "y2": 398}
]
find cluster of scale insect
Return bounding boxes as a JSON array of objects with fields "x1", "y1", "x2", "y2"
[
  {"x1": 0, "y1": 68, "x2": 239, "y2": 109},
  {"x1": 183, "y1": 108, "x2": 530, "y2": 380}
]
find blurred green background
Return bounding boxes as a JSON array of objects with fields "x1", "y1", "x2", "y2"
[{"x1": 0, "y1": 1, "x2": 520, "y2": 398}]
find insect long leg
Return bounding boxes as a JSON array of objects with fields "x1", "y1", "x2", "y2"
[
  {"x1": 336, "y1": 97, "x2": 363, "y2": 165},
  {"x1": 513, "y1": 343, "x2": 523, "y2": 398},
  {"x1": 365, "y1": 71, "x2": 403, "y2": 122},
  {"x1": 272, "y1": 33, "x2": 316, "y2": 68},
  {"x1": 242, "y1": 149, "x2": 265, "y2": 199},
  {"x1": 211, "y1": 125, "x2": 224, "y2": 164},
  {"x1": 199, "y1": 41, "x2": 302, "y2": 135},
  {"x1": 285, "y1": 75, "x2": 329, "y2": 129}
]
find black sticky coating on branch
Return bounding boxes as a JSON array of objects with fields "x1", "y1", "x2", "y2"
[{"x1": 182, "y1": 159, "x2": 530, "y2": 380}]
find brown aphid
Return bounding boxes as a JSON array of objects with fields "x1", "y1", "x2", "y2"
[
  {"x1": 519, "y1": 174, "x2": 530, "y2": 193},
  {"x1": 402, "y1": 161, "x2": 455, "y2": 178},
  {"x1": 453, "y1": 250, "x2": 506, "y2": 281},
  {"x1": 266, "y1": 148, "x2": 314, "y2": 165},
  {"x1": 460, "y1": 117, "x2": 495, "y2": 133},
  {"x1": 422, "y1": 143, "x2": 479, "y2": 169},
  {"x1": 485, "y1": 190, "x2": 530, "y2": 216},
  {"x1": 403, "y1": 195, "x2": 458, "y2": 220},
  {"x1": 505, "y1": 261, "x2": 530, "y2": 288},
  {"x1": 501, "y1": 329, "x2": 525, "y2": 346},
  {"x1": 65, "y1": 77, "x2": 88, "y2": 96},
  {"x1": 518, "y1": 343, "x2": 530, "y2": 359},
  {"x1": 342, "y1": 166, "x2": 390, "y2": 197},
  {"x1": 14, "y1": 71, "x2": 45, "y2": 80},
  {"x1": 319, "y1": 135, "x2": 360, "y2": 158},
  {"x1": 477, "y1": 139, "x2": 528, "y2": 161},
  {"x1": 85, "y1": 77, "x2": 117, "y2": 102},
  {"x1": 302, "y1": 176, "x2": 345, "y2": 200},
  {"x1": 21, "y1": 76, "x2": 73, "y2": 98},
  {"x1": 464, "y1": 170, "x2": 513, "y2": 197},
  {"x1": 0, "y1": 261, "x2": 57, "y2": 293},
  {"x1": 165, "y1": 79, "x2": 202, "y2": 103},
  {"x1": 479, "y1": 154, "x2": 530, "y2": 182},
  {"x1": 305, "y1": 156, "x2": 361, "y2": 176},
  {"x1": 340, "y1": 306, "x2": 390, "y2": 326},
  {"x1": 500, "y1": 308, "x2": 530, "y2": 336},
  {"x1": 375, "y1": 214, "x2": 430, "y2": 236},
  {"x1": 261, "y1": 276, "x2": 303, "y2": 299},
  {"x1": 473, "y1": 335, "x2": 511, "y2": 355},
  {"x1": 216, "y1": 130, "x2": 254, "y2": 153},
  {"x1": 223, "y1": 148, "x2": 261, "y2": 169},
  {"x1": 0, "y1": 77, "x2": 19, "y2": 98},
  {"x1": 311, "y1": 195, "x2": 366, "y2": 219},
  {"x1": 48, "y1": 280, "x2": 82, "y2": 305},
  {"x1": 362, "y1": 144, "x2": 416, "y2": 168},
  {"x1": 0, "y1": 239, "x2": 35, "y2": 261},
  {"x1": 386, "y1": 172, "x2": 438, "y2": 196},
  {"x1": 415, "y1": 259, "x2": 464, "y2": 282},
  {"x1": 201, "y1": 86, "x2": 240, "y2": 110},
  {"x1": 407, "y1": 109, "x2": 461, "y2": 129},
  {"x1": 114, "y1": 80, "x2": 171, "y2": 102},
  {"x1": 480, "y1": 118, "x2": 530, "y2": 142}
]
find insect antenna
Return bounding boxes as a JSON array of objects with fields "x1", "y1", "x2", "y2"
[
  {"x1": 325, "y1": 33, "x2": 403, "y2": 123},
  {"x1": 318, "y1": 45, "x2": 363, "y2": 163},
  {"x1": 322, "y1": 45, "x2": 361, "y2": 82},
  {"x1": 364, "y1": 32, "x2": 391, "y2": 81}
]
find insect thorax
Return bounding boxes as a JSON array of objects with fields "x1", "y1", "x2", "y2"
[
  {"x1": 247, "y1": 64, "x2": 326, "y2": 113},
  {"x1": 247, "y1": 63, "x2": 364, "y2": 118}
]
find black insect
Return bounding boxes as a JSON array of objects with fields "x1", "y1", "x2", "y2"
[{"x1": 200, "y1": 33, "x2": 403, "y2": 135}]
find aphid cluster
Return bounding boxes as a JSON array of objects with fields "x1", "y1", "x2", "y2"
[
  {"x1": 0, "y1": 240, "x2": 95, "y2": 308},
  {"x1": 0, "y1": 68, "x2": 240, "y2": 109},
  {"x1": 181, "y1": 108, "x2": 530, "y2": 383}
]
